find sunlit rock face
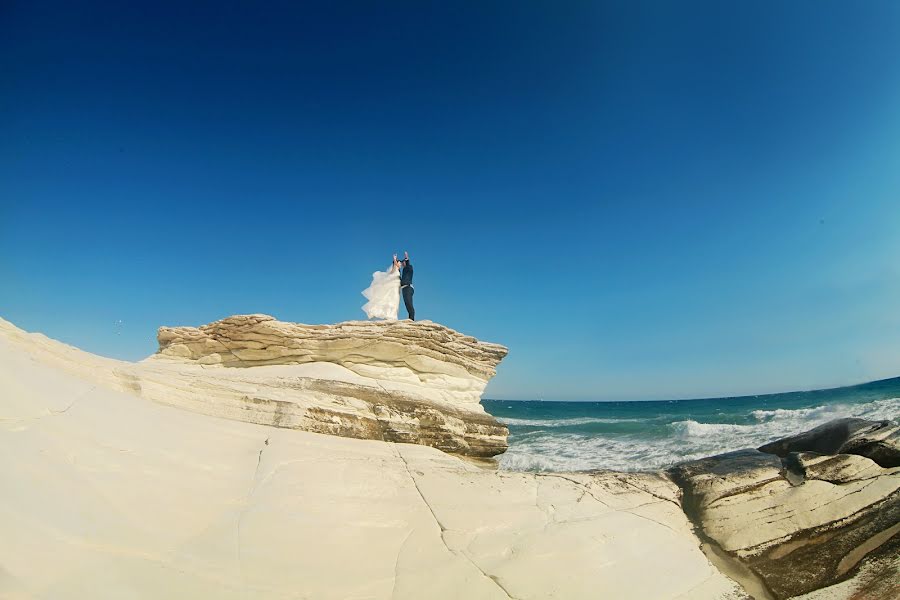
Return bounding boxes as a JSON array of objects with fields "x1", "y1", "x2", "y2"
[
  {"x1": 669, "y1": 419, "x2": 900, "y2": 600},
  {"x1": 154, "y1": 314, "x2": 507, "y2": 398},
  {"x1": 6, "y1": 315, "x2": 900, "y2": 599},
  {"x1": 144, "y1": 315, "x2": 510, "y2": 458},
  {"x1": 0, "y1": 318, "x2": 746, "y2": 600}
]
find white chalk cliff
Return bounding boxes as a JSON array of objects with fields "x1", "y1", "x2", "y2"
[
  {"x1": 2, "y1": 315, "x2": 897, "y2": 599},
  {"x1": 0, "y1": 316, "x2": 745, "y2": 600},
  {"x1": 150, "y1": 315, "x2": 510, "y2": 457},
  {"x1": 12, "y1": 314, "x2": 511, "y2": 458}
]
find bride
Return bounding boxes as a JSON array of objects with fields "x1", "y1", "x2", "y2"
[{"x1": 361, "y1": 254, "x2": 401, "y2": 320}]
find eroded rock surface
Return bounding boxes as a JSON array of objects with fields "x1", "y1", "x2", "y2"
[
  {"x1": 759, "y1": 418, "x2": 900, "y2": 468},
  {"x1": 5, "y1": 315, "x2": 898, "y2": 600},
  {"x1": 0, "y1": 321, "x2": 746, "y2": 600},
  {"x1": 1, "y1": 315, "x2": 510, "y2": 458},
  {"x1": 155, "y1": 314, "x2": 507, "y2": 391},
  {"x1": 669, "y1": 421, "x2": 900, "y2": 599}
]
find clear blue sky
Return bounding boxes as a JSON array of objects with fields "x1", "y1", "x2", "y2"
[{"x1": 2, "y1": 2, "x2": 900, "y2": 400}]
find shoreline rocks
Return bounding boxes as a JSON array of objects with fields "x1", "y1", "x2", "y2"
[
  {"x1": 0, "y1": 318, "x2": 746, "y2": 599},
  {"x1": 2, "y1": 315, "x2": 898, "y2": 599},
  {"x1": 669, "y1": 419, "x2": 900, "y2": 599},
  {"x1": 1, "y1": 315, "x2": 511, "y2": 458},
  {"x1": 759, "y1": 417, "x2": 900, "y2": 468},
  {"x1": 147, "y1": 315, "x2": 510, "y2": 457}
]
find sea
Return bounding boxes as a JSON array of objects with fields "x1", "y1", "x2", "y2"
[{"x1": 481, "y1": 377, "x2": 900, "y2": 473}]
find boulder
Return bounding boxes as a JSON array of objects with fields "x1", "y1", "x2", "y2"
[
  {"x1": 670, "y1": 421, "x2": 900, "y2": 599},
  {"x1": 758, "y1": 417, "x2": 900, "y2": 468},
  {"x1": 2, "y1": 315, "x2": 511, "y2": 458}
]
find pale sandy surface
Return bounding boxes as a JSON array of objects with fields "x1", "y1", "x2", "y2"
[
  {"x1": 0, "y1": 320, "x2": 745, "y2": 599},
  {"x1": 0, "y1": 316, "x2": 509, "y2": 458}
]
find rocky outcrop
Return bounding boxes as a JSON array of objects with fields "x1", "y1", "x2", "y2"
[
  {"x1": 155, "y1": 315, "x2": 508, "y2": 392},
  {"x1": 759, "y1": 417, "x2": 900, "y2": 468},
  {"x1": 0, "y1": 317, "x2": 747, "y2": 600},
  {"x1": 144, "y1": 315, "x2": 509, "y2": 457},
  {"x1": 669, "y1": 419, "x2": 900, "y2": 600},
  {"x1": 5, "y1": 315, "x2": 898, "y2": 599},
  {"x1": 0, "y1": 315, "x2": 510, "y2": 458}
]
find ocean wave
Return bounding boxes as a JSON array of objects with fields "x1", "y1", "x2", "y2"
[
  {"x1": 665, "y1": 398, "x2": 900, "y2": 458},
  {"x1": 670, "y1": 398, "x2": 900, "y2": 445},
  {"x1": 498, "y1": 397, "x2": 900, "y2": 473},
  {"x1": 750, "y1": 397, "x2": 900, "y2": 424},
  {"x1": 498, "y1": 432, "x2": 723, "y2": 473},
  {"x1": 669, "y1": 420, "x2": 753, "y2": 438},
  {"x1": 499, "y1": 416, "x2": 643, "y2": 427}
]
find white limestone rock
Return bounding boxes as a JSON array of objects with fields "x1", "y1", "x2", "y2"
[
  {"x1": 669, "y1": 426, "x2": 900, "y2": 599},
  {"x1": 0, "y1": 318, "x2": 746, "y2": 600},
  {"x1": 154, "y1": 314, "x2": 507, "y2": 398},
  {"x1": 0, "y1": 315, "x2": 510, "y2": 458}
]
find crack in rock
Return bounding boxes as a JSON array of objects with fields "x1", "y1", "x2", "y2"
[
  {"x1": 672, "y1": 572, "x2": 717, "y2": 600},
  {"x1": 393, "y1": 444, "x2": 516, "y2": 600},
  {"x1": 390, "y1": 528, "x2": 414, "y2": 600},
  {"x1": 705, "y1": 476, "x2": 785, "y2": 508},
  {"x1": 1, "y1": 385, "x2": 95, "y2": 423},
  {"x1": 237, "y1": 436, "x2": 270, "y2": 593},
  {"x1": 613, "y1": 474, "x2": 683, "y2": 508},
  {"x1": 536, "y1": 473, "x2": 610, "y2": 508},
  {"x1": 622, "y1": 508, "x2": 683, "y2": 536}
]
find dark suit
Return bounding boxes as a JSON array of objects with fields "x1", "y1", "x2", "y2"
[{"x1": 400, "y1": 261, "x2": 415, "y2": 320}]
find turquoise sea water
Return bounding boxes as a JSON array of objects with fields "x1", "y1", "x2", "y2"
[{"x1": 481, "y1": 377, "x2": 900, "y2": 472}]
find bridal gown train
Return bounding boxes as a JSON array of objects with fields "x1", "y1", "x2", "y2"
[{"x1": 361, "y1": 266, "x2": 400, "y2": 320}]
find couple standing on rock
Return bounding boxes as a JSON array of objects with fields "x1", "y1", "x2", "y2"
[{"x1": 361, "y1": 251, "x2": 415, "y2": 321}]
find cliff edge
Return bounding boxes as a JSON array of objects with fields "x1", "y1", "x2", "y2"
[{"x1": 3, "y1": 315, "x2": 511, "y2": 458}]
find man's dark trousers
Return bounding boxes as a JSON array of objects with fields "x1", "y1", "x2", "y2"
[{"x1": 402, "y1": 286, "x2": 415, "y2": 320}]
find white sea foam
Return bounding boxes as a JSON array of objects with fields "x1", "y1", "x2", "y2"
[
  {"x1": 498, "y1": 397, "x2": 900, "y2": 473},
  {"x1": 669, "y1": 420, "x2": 752, "y2": 438},
  {"x1": 499, "y1": 432, "x2": 712, "y2": 473},
  {"x1": 750, "y1": 398, "x2": 900, "y2": 424},
  {"x1": 498, "y1": 416, "x2": 642, "y2": 427}
]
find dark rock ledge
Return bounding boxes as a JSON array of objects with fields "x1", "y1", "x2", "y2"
[{"x1": 668, "y1": 418, "x2": 900, "y2": 600}]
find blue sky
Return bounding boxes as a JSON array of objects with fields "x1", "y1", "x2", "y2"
[{"x1": 2, "y1": 2, "x2": 900, "y2": 400}]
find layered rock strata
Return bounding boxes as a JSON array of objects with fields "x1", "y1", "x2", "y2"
[
  {"x1": 2, "y1": 315, "x2": 511, "y2": 458},
  {"x1": 0, "y1": 317, "x2": 746, "y2": 599},
  {"x1": 669, "y1": 419, "x2": 900, "y2": 600},
  {"x1": 4, "y1": 315, "x2": 899, "y2": 599},
  {"x1": 147, "y1": 315, "x2": 509, "y2": 457},
  {"x1": 155, "y1": 314, "x2": 507, "y2": 389}
]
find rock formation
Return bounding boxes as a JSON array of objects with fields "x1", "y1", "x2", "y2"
[
  {"x1": 3, "y1": 315, "x2": 898, "y2": 599},
  {"x1": 669, "y1": 419, "x2": 900, "y2": 600},
  {"x1": 146, "y1": 315, "x2": 509, "y2": 457},
  {"x1": 0, "y1": 316, "x2": 745, "y2": 600},
  {"x1": 154, "y1": 315, "x2": 507, "y2": 391},
  {"x1": 759, "y1": 417, "x2": 900, "y2": 468},
  {"x1": 3, "y1": 314, "x2": 511, "y2": 458}
]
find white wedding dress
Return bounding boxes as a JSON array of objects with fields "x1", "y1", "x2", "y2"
[{"x1": 361, "y1": 264, "x2": 400, "y2": 320}]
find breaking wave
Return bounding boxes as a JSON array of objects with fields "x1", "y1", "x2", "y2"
[
  {"x1": 498, "y1": 416, "x2": 643, "y2": 427},
  {"x1": 492, "y1": 396, "x2": 900, "y2": 473}
]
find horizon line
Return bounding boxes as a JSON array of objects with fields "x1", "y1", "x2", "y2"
[{"x1": 483, "y1": 373, "x2": 900, "y2": 404}]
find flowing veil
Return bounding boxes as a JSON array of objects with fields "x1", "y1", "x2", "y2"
[{"x1": 361, "y1": 265, "x2": 400, "y2": 319}]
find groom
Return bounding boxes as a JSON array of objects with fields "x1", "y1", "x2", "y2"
[{"x1": 399, "y1": 251, "x2": 414, "y2": 320}]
